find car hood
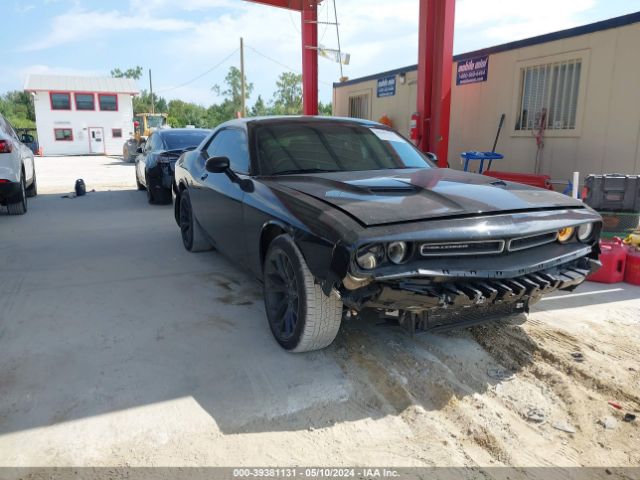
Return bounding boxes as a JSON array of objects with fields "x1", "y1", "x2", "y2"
[{"x1": 268, "y1": 168, "x2": 583, "y2": 226}]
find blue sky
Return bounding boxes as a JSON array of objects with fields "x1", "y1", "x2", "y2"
[{"x1": 3, "y1": 0, "x2": 639, "y2": 107}]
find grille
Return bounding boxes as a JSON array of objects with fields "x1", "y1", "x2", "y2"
[
  {"x1": 420, "y1": 240, "x2": 505, "y2": 257},
  {"x1": 508, "y1": 231, "x2": 558, "y2": 252}
]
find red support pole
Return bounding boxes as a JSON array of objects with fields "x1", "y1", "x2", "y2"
[
  {"x1": 416, "y1": 0, "x2": 455, "y2": 167},
  {"x1": 301, "y1": 1, "x2": 319, "y2": 115}
]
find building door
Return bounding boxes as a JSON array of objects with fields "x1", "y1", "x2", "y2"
[{"x1": 89, "y1": 127, "x2": 104, "y2": 154}]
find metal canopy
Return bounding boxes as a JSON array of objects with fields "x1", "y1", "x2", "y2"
[{"x1": 244, "y1": 0, "x2": 455, "y2": 166}]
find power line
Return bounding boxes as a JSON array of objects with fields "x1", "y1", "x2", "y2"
[
  {"x1": 244, "y1": 44, "x2": 332, "y2": 87},
  {"x1": 156, "y1": 48, "x2": 239, "y2": 94}
]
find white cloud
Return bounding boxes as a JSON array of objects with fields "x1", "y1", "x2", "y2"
[
  {"x1": 14, "y1": 3, "x2": 35, "y2": 13},
  {"x1": 23, "y1": 9, "x2": 195, "y2": 51},
  {"x1": 456, "y1": 0, "x2": 596, "y2": 42}
]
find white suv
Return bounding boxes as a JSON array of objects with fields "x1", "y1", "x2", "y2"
[{"x1": 0, "y1": 113, "x2": 37, "y2": 215}]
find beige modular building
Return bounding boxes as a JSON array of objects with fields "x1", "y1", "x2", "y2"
[{"x1": 333, "y1": 12, "x2": 640, "y2": 184}]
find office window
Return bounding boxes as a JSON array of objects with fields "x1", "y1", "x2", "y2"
[
  {"x1": 516, "y1": 58, "x2": 582, "y2": 131},
  {"x1": 75, "y1": 93, "x2": 95, "y2": 111},
  {"x1": 349, "y1": 94, "x2": 369, "y2": 119},
  {"x1": 54, "y1": 128, "x2": 73, "y2": 141},
  {"x1": 99, "y1": 94, "x2": 118, "y2": 111},
  {"x1": 50, "y1": 92, "x2": 71, "y2": 110},
  {"x1": 112, "y1": 128, "x2": 123, "y2": 138}
]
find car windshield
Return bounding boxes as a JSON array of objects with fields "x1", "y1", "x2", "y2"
[
  {"x1": 161, "y1": 130, "x2": 208, "y2": 151},
  {"x1": 256, "y1": 122, "x2": 433, "y2": 175}
]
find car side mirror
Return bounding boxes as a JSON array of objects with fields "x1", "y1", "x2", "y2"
[
  {"x1": 136, "y1": 146, "x2": 143, "y2": 153},
  {"x1": 425, "y1": 152, "x2": 438, "y2": 163},
  {"x1": 205, "y1": 156, "x2": 231, "y2": 173}
]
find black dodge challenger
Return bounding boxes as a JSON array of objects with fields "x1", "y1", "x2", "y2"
[{"x1": 173, "y1": 116, "x2": 601, "y2": 352}]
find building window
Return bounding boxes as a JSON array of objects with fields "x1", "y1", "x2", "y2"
[
  {"x1": 98, "y1": 94, "x2": 118, "y2": 111},
  {"x1": 516, "y1": 58, "x2": 582, "y2": 131},
  {"x1": 112, "y1": 128, "x2": 122, "y2": 138},
  {"x1": 50, "y1": 92, "x2": 71, "y2": 110},
  {"x1": 54, "y1": 128, "x2": 73, "y2": 141},
  {"x1": 349, "y1": 94, "x2": 369, "y2": 119},
  {"x1": 75, "y1": 93, "x2": 95, "y2": 111}
]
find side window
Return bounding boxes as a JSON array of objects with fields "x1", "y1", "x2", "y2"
[{"x1": 211, "y1": 129, "x2": 250, "y2": 174}]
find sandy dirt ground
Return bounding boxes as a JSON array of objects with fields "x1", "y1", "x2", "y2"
[{"x1": 0, "y1": 156, "x2": 638, "y2": 468}]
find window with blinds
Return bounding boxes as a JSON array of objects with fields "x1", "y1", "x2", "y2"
[
  {"x1": 515, "y1": 58, "x2": 581, "y2": 131},
  {"x1": 349, "y1": 94, "x2": 369, "y2": 119}
]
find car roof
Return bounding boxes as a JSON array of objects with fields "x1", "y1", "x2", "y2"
[
  {"x1": 217, "y1": 115, "x2": 383, "y2": 129},
  {"x1": 156, "y1": 128, "x2": 211, "y2": 135}
]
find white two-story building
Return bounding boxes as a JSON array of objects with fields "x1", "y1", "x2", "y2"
[{"x1": 24, "y1": 74, "x2": 139, "y2": 156}]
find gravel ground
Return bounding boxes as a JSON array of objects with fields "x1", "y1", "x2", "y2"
[{"x1": 0, "y1": 155, "x2": 638, "y2": 468}]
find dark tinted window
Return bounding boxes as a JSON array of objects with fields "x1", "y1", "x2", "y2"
[
  {"x1": 206, "y1": 129, "x2": 250, "y2": 174},
  {"x1": 256, "y1": 122, "x2": 432, "y2": 175},
  {"x1": 51, "y1": 93, "x2": 71, "y2": 110},
  {"x1": 161, "y1": 130, "x2": 209, "y2": 151},
  {"x1": 75, "y1": 93, "x2": 94, "y2": 110},
  {"x1": 99, "y1": 94, "x2": 117, "y2": 111}
]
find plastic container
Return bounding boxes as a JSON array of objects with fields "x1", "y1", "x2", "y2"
[
  {"x1": 583, "y1": 174, "x2": 640, "y2": 212},
  {"x1": 624, "y1": 248, "x2": 640, "y2": 286},
  {"x1": 587, "y1": 238, "x2": 628, "y2": 283}
]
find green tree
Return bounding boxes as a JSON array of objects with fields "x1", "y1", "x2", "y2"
[
  {"x1": 167, "y1": 100, "x2": 208, "y2": 128},
  {"x1": 212, "y1": 66, "x2": 253, "y2": 119},
  {"x1": 250, "y1": 95, "x2": 271, "y2": 117},
  {"x1": 272, "y1": 72, "x2": 302, "y2": 115},
  {"x1": 0, "y1": 91, "x2": 36, "y2": 128},
  {"x1": 133, "y1": 89, "x2": 168, "y2": 114},
  {"x1": 318, "y1": 101, "x2": 332, "y2": 116},
  {"x1": 111, "y1": 66, "x2": 143, "y2": 80}
]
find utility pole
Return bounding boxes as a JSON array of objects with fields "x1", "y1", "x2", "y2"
[
  {"x1": 240, "y1": 37, "x2": 246, "y2": 118},
  {"x1": 149, "y1": 68, "x2": 155, "y2": 114}
]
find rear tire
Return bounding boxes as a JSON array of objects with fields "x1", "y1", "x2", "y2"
[
  {"x1": 26, "y1": 170, "x2": 37, "y2": 198},
  {"x1": 263, "y1": 234, "x2": 342, "y2": 352},
  {"x1": 179, "y1": 189, "x2": 212, "y2": 252},
  {"x1": 146, "y1": 175, "x2": 155, "y2": 204},
  {"x1": 7, "y1": 175, "x2": 27, "y2": 215}
]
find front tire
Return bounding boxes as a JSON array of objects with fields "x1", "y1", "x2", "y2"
[
  {"x1": 263, "y1": 234, "x2": 343, "y2": 352},
  {"x1": 7, "y1": 174, "x2": 27, "y2": 215},
  {"x1": 179, "y1": 189, "x2": 212, "y2": 252}
]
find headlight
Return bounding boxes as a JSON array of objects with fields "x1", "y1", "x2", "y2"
[
  {"x1": 577, "y1": 223, "x2": 594, "y2": 242},
  {"x1": 356, "y1": 244, "x2": 385, "y2": 270},
  {"x1": 387, "y1": 241, "x2": 409, "y2": 264},
  {"x1": 557, "y1": 227, "x2": 575, "y2": 243}
]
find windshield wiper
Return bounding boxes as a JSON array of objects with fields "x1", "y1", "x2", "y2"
[
  {"x1": 274, "y1": 168, "x2": 338, "y2": 175},
  {"x1": 162, "y1": 146, "x2": 198, "y2": 155}
]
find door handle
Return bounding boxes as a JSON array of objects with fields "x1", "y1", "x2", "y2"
[{"x1": 200, "y1": 173, "x2": 208, "y2": 181}]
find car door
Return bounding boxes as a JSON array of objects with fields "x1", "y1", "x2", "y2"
[{"x1": 191, "y1": 128, "x2": 250, "y2": 261}]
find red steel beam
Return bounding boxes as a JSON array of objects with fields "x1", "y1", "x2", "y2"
[
  {"x1": 244, "y1": 0, "x2": 320, "y2": 115},
  {"x1": 243, "y1": 0, "x2": 304, "y2": 11},
  {"x1": 417, "y1": 0, "x2": 455, "y2": 167},
  {"x1": 301, "y1": 1, "x2": 319, "y2": 115}
]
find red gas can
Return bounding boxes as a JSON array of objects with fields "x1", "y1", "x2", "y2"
[
  {"x1": 588, "y1": 238, "x2": 628, "y2": 283},
  {"x1": 624, "y1": 248, "x2": 640, "y2": 286}
]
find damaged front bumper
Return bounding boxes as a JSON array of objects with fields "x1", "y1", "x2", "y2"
[{"x1": 339, "y1": 246, "x2": 600, "y2": 332}]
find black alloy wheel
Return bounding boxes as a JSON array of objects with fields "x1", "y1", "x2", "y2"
[{"x1": 264, "y1": 247, "x2": 301, "y2": 342}]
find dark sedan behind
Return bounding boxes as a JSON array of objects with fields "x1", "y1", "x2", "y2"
[{"x1": 135, "y1": 128, "x2": 210, "y2": 204}]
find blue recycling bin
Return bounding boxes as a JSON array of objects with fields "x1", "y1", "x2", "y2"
[{"x1": 460, "y1": 151, "x2": 504, "y2": 173}]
